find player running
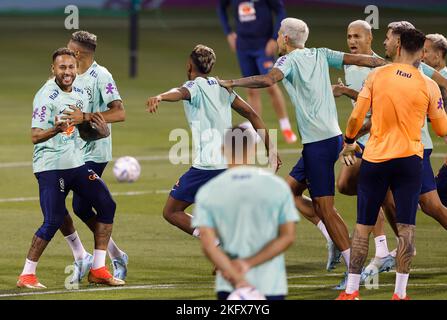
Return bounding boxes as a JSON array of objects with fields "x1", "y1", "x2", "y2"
[
  {"x1": 17, "y1": 48, "x2": 124, "y2": 289},
  {"x1": 218, "y1": 17, "x2": 387, "y2": 285},
  {"x1": 146, "y1": 44, "x2": 278, "y2": 241},
  {"x1": 423, "y1": 34, "x2": 447, "y2": 205},
  {"x1": 336, "y1": 28, "x2": 447, "y2": 300},
  {"x1": 58, "y1": 31, "x2": 128, "y2": 283}
]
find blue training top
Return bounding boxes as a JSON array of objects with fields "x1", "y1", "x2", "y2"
[{"x1": 217, "y1": 0, "x2": 286, "y2": 50}]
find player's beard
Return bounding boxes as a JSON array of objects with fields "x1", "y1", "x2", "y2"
[{"x1": 55, "y1": 74, "x2": 75, "y2": 92}]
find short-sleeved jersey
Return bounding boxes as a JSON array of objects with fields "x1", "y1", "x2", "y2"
[
  {"x1": 182, "y1": 77, "x2": 236, "y2": 170},
  {"x1": 440, "y1": 66, "x2": 447, "y2": 78},
  {"x1": 192, "y1": 166, "x2": 299, "y2": 295},
  {"x1": 354, "y1": 63, "x2": 446, "y2": 163},
  {"x1": 343, "y1": 52, "x2": 381, "y2": 146},
  {"x1": 31, "y1": 78, "x2": 88, "y2": 173},
  {"x1": 419, "y1": 63, "x2": 438, "y2": 150},
  {"x1": 73, "y1": 61, "x2": 122, "y2": 163},
  {"x1": 274, "y1": 48, "x2": 344, "y2": 144}
]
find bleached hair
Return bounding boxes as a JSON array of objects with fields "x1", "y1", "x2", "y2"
[
  {"x1": 426, "y1": 34, "x2": 447, "y2": 58},
  {"x1": 281, "y1": 18, "x2": 309, "y2": 47},
  {"x1": 190, "y1": 44, "x2": 216, "y2": 74},
  {"x1": 348, "y1": 20, "x2": 372, "y2": 34}
]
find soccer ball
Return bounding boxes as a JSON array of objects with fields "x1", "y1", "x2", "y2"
[
  {"x1": 113, "y1": 156, "x2": 141, "y2": 183},
  {"x1": 227, "y1": 287, "x2": 266, "y2": 300}
]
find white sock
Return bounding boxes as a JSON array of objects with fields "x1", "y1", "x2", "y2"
[
  {"x1": 21, "y1": 258, "x2": 37, "y2": 275},
  {"x1": 192, "y1": 228, "x2": 200, "y2": 238},
  {"x1": 374, "y1": 235, "x2": 390, "y2": 258},
  {"x1": 279, "y1": 117, "x2": 291, "y2": 130},
  {"x1": 92, "y1": 249, "x2": 107, "y2": 270},
  {"x1": 394, "y1": 272, "x2": 409, "y2": 299},
  {"x1": 65, "y1": 231, "x2": 87, "y2": 261},
  {"x1": 107, "y1": 237, "x2": 125, "y2": 260},
  {"x1": 317, "y1": 221, "x2": 332, "y2": 242},
  {"x1": 342, "y1": 249, "x2": 350, "y2": 269},
  {"x1": 346, "y1": 273, "x2": 361, "y2": 294}
]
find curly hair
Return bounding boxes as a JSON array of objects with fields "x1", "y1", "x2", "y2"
[
  {"x1": 190, "y1": 44, "x2": 216, "y2": 74},
  {"x1": 71, "y1": 30, "x2": 97, "y2": 52}
]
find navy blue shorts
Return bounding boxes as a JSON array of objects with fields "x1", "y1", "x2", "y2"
[
  {"x1": 355, "y1": 142, "x2": 365, "y2": 159},
  {"x1": 236, "y1": 48, "x2": 274, "y2": 77},
  {"x1": 289, "y1": 135, "x2": 343, "y2": 198},
  {"x1": 170, "y1": 167, "x2": 226, "y2": 203},
  {"x1": 357, "y1": 155, "x2": 423, "y2": 226},
  {"x1": 71, "y1": 161, "x2": 108, "y2": 222},
  {"x1": 35, "y1": 165, "x2": 116, "y2": 241},
  {"x1": 420, "y1": 149, "x2": 436, "y2": 195},
  {"x1": 217, "y1": 291, "x2": 285, "y2": 300},
  {"x1": 436, "y1": 163, "x2": 447, "y2": 206}
]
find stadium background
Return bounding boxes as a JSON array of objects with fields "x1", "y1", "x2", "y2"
[{"x1": 0, "y1": 0, "x2": 446, "y2": 300}]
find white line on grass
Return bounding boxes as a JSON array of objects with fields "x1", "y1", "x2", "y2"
[
  {"x1": 0, "y1": 190, "x2": 170, "y2": 203},
  {"x1": 2, "y1": 280, "x2": 447, "y2": 298},
  {"x1": 1, "y1": 149, "x2": 446, "y2": 169}
]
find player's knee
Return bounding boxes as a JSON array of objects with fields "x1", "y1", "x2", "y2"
[
  {"x1": 336, "y1": 177, "x2": 356, "y2": 196},
  {"x1": 36, "y1": 217, "x2": 65, "y2": 241},
  {"x1": 95, "y1": 198, "x2": 116, "y2": 224},
  {"x1": 73, "y1": 200, "x2": 96, "y2": 223},
  {"x1": 162, "y1": 205, "x2": 174, "y2": 222}
]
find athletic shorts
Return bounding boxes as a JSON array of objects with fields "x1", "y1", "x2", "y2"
[
  {"x1": 236, "y1": 48, "x2": 275, "y2": 77},
  {"x1": 420, "y1": 149, "x2": 437, "y2": 195},
  {"x1": 355, "y1": 142, "x2": 365, "y2": 159},
  {"x1": 170, "y1": 167, "x2": 226, "y2": 203},
  {"x1": 436, "y1": 163, "x2": 447, "y2": 206},
  {"x1": 357, "y1": 155, "x2": 423, "y2": 226},
  {"x1": 289, "y1": 135, "x2": 343, "y2": 198}
]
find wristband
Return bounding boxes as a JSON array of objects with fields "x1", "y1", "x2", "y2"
[{"x1": 344, "y1": 136, "x2": 355, "y2": 144}]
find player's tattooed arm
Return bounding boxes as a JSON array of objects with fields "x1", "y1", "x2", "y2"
[
  {"x1": 440, "y1": 86, "x2": 447, "y2": 109},
  {"x1": 431, "y1": 71, "x2": 447, "y2": 92},
  {"x1": 146, "y1": 87, "x2": 191, "y2": 113},
  {"x1": 343, "y1": 53, "x2": 387, "y2": 68},
  {"x1": 396, "y1": 224, "x2": 415, "y2": 274},
  {"x1": 231, "y1": 95, "x2": 282, "y2": 171},
  {"x1": 78, "y1": 112, "x2": 110, "y2": 141},
  {"x1": 218, "y1": 68, "x2": 284, "y2": 89},
  {"x1": 349, "y1": 228, "x2": 369, "y2": 274},
  {"x1": 31, "y1": 117, "x2": 71, "y2": 144},
  {"x1": 355, "y1": 117, "x2": 371, "y2": 140}
]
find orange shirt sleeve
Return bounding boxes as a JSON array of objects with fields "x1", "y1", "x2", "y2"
[
  {"x1": 345, "y1": 70, "x2": 375, "y2": 139},
  {"x1": 426, "y1": 78, "x2": 447, "y2": 137}
]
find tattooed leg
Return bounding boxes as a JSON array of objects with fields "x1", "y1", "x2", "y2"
[
  {"x1": 349, "y1": 224, "x2": 373, "y2": 274},
  {"x1": 396, "y1": 223, "x2": 415, "y2": 274},
  {"x1": 26, "y1": 235, "x2": 49, "y2": 262},
  {"x1": 94, "y1": 222, "x2": 113, "y2": 250}
]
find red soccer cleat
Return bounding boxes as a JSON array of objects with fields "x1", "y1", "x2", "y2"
[
  {"x1": 282, "y1": 128, "x2": 297, "y2": 144},
  {"x1": 336, "y1": 291, "x2": 360, "y2": 300},
  {"x1": 88, "y1": 266, "x2": 125, "y2": 286},
  {"x1": 17, "y1": 274, "x2": 46, "y2": 289},
  {"x1": 391, "y1": 293, "x2": 410, "y2": 300}
]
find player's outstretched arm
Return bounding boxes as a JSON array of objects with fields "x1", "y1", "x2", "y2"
[
  {"x1": 199, "y1": 226, "x2": 250, "y2": 288},
  {"x1": 231, "y1": 95, "x2": 282, "y2": 171},
  {"x1": 31, "y1": 118, "x2": 70, "y2": 144},
  {"x1": 236, "y1": 222, "x2": 295, "y2": 270},
  {"x1": 146, "y1": 87, "x2": 191, "y2": 113},
  {"x1": 431, "y1": 71, "x2": 447, "y2": 92},
  {"x1": 218, "y1": 68, "x2": 284, "y2": 90},
  {"x1": 343, "y1": 53, "x2": 387, "y2": 68}
]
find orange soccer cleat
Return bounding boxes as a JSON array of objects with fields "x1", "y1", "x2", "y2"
[
  {"x1": 336, "y1": 291, "x2": 360, "y2": 300},
  {"x1": 282, "y1": 128, "x2": 297, "y2": 144},
  {"x1": 17, "y1": 274, "x2": 46, "y2": 289},
  {"x1": 391, "y1": 293, "x2": 410, "y2": 300},
  {"x1": 88, "y1": 266, "x2": 125, "y2": 286}
]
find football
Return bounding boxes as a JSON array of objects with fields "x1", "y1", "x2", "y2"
[
  {"x1": 227, "y1": 287, "x2": 266, "y2": 300},
  {"x1": 113, "y1": 156, "x2": 141, "y2": 183}
]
